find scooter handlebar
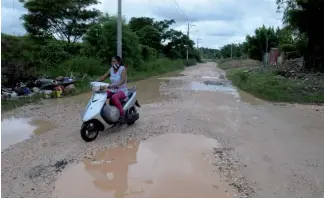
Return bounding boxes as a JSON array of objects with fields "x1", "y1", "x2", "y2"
[{"x1": 90, "y1": 81, "x2": 110, "y2": 93}]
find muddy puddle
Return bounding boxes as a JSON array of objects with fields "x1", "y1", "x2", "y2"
[
  {"x1": 127, "y1": 78, "x2": 177, "y2": 105},
  {"x1": 54, "y1": 133, "x2": 232, "y2": 198},
  {"x1": 1, "y1": 118, "x2": 57, "y2": 151},
  {"x1": 191, "y1": 81, "x2": 239, "y2": 97}
]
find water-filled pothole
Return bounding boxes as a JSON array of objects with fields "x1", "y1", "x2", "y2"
[
  {"x1": 191, "y1": 81, "x2": 238, "y2": 96},
  {"x1": 1, "y1": 118, "x2": 57, "y2": 150},
  {"x1": 54, "y1": 133, "x2": 232, "y2": 198}
]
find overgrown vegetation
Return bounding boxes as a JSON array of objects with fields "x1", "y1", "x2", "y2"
[
  {"x1": 1, "y1": 0, "x2": 201, "y2": 110},
  {"x1": 227, "y1": 68, "x2": 324, "y2": 103},
  {"x1": 218, "y1": 59, "x2": 261, "y2": 70}
]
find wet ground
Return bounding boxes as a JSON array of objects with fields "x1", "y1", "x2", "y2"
[{"x1": 1, "y1": 62, "x2": 324, "y2": 197}]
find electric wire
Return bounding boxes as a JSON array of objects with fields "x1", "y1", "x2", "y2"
[{"x1": 171, "y1": 0, "x2": 188, "y2": 21}]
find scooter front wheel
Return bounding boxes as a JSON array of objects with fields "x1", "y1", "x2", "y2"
[{"x1": 80, "y1": 121, "x2": 100, "y2": 142}]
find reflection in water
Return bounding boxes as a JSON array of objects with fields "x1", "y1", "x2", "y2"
[
  {"x1": 84, "y1": 140, "x2": 139, "y2": 197},
  {"x1": 1, "y1": 118, "x2": 56, "y2": 150},
  {"x1": 54, "y1": 134, "x2": 231, "y2": 198}
]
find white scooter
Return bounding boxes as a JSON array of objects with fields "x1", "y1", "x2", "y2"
[{"x1": 80, "y1": 82, "x2": 140, "y2": 142}]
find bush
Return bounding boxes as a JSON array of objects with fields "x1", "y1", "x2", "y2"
[
  {"x1": 1, "y1": 34, "x2": 40, "y2": 86},
  {"x1": 55, "y1": 56, "x2": 106, "y2": 77},
  {"x1": 218, "y1": 59, "x2": 261, "y2": 70},
  {"x1": 227, "y1": 68, "x2": 324, "y2": 103},
  {"x1": 183, "y1": 59, "x2": 197, "y2": 66},
  {"x1": 37, "y1": 40, "x2": 71, "y2": 69},
  {"x1": 128, "y1": 58, "x2": 184, "y2": 80},
  {"x1": 140, "y1": 45, "x2": 158, "y2": 60}
]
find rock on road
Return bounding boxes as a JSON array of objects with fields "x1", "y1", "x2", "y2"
[{"x1": 1, "y1": 62, "x2": 324, "y2": 197}]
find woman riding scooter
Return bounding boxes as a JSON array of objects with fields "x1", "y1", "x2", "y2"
[{"x1": 97, "y1": 55, "x2": 128, "y2": 123}]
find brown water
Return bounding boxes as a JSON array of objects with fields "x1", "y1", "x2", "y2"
[
  {"x1": 1, "y1": 118, "x2": 57, "y2": 150},
  {"x1": 54, "y1": 133, "x2": 231, "y2": 198}
]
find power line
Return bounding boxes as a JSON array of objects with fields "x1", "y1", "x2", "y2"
[
  {"x1": 149, "y1": 0, "x2": 198, "y2": 58},
  {"x1": 169, "y1": 0, "x2": 195, "y2": 60},
  {"x1": 171, "y1": 0, "x2": 188, "y2": 21}
]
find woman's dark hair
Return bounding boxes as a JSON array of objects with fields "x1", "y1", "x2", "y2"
[{"x1": 113, "y1": 55, "x2": 123, "y2": 66}]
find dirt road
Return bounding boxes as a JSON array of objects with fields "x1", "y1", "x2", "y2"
[{"x1": 1, "y1": 63, "x2": 324, "y2": 197}]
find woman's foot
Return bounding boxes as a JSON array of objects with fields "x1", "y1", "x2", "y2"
[{"x1": 118, "y1": 114, "x2": 125, "y2": 124}]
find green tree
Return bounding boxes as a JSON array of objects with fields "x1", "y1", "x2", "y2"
[
  {"x1": 83, "y1": 16, "x2": 141, "y2": 68},
  {"x1": 163, "y1": 29, "x2": 194, "y2": 59},
  {"x1": 277, "y1": 0, "x2": 324, "y2": 71},
  {"x1": 220, "y1": 44, "x2": 244, "y2": 59},
  {"x1": 199, "y1": 48, "x2": 220, "y2": 59},
  {"x1": 153, "y1": 19, "x2": 176, "y2": 42},
  {"x1": 244, "y1": 25, "x2": 279, "y2": 61},
  {"x1": 129, "y1": 17, "x2": 154, "y2": 32},
  {"x1": 20, "y1": 0, "x2": 101, "y2": 43},
  {"x1": 136, "y1": 25, "x2": 161, "y2": 50}
]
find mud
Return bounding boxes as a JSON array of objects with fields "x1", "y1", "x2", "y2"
[
  {"x1": 54, "y1": 134, "x2": 231, "y2": 198},
  {"x1": 1, "y1": 62, "x2": 324, "y2": 198}
]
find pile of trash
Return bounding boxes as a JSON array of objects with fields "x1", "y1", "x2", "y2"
[
  {"x1": 1, "y1": 76, "x2": 76, "y2": 100},
  {"x1": 275, "y1": 58, "x2": 304, "y2": 74}
]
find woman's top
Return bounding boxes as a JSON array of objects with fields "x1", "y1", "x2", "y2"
[{"x1": 109, "y1": 65, "x2": 128, "y2": 96}]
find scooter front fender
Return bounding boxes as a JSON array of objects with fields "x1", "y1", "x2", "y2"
[{"x1": 82, "y1": 92, "x2": 107, "y2": 122}]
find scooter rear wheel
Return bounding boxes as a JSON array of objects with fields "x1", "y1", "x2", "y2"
[
  {"x1": 80, "y1": 121, "x2": 100, "y2": 142},
  {"x1": 127, "y1": 107, "x2": 139, "y2": 125}
]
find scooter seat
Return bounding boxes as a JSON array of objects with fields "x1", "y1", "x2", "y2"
[{"x1": 119, "y1": 86, "x2": 136, "y2": 104}]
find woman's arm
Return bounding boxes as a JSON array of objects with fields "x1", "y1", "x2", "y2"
[{"x1": 97, "y1": 71, "x2": 110, "y2": 82}]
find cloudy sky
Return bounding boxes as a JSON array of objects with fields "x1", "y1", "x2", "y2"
[{"x1": 1, "y1": 0, "x2": 282, "y2": 49}]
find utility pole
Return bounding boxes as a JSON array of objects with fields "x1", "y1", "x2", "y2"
[
  {"x1": 240, "y1": 45, "x2": 243, "y2": 60},
  {"x1": 186, "y1": 23, "x2": 195, "y2": 60},
  {"x1": 266, "y1": 37, "x2": 269, "y2": 65},
  {"x1": 196, "y1": 38, "x2": 201, "y2": 49},
  {"x1": 197, "y1": 38, "x2": 202, "y2": 58},
  {"x1": 231, "y1": 44, "x2": 233, "y2": 59},
  {"x1": 266, "y1": 37, "x2": 269, "y2": 54},
  {"x1": 117, "y1": 0, "x2": 122, "y2": 57}
]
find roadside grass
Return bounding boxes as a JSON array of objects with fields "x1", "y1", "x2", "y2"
[
  {"x1": 227, "y1": 67, "x2": 324, "y2": 103},
  {"x1": 1, "y1": 58, "x2": 189, "y2": 112},
  {"x1": 218, "y1": 59, "x2": 261, "y2": 70}
]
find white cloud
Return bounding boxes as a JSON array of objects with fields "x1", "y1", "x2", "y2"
[{"x1": 1, "y1": 0, "x2": 282, "y2": 48}]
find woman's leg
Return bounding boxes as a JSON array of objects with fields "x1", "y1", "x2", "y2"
[
  {"x1": 106, "y1": 90, "x2": 114, "y2": 99},
  {"x1": 110, "y1": 91, "x2": 126, "y2": 116}
]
